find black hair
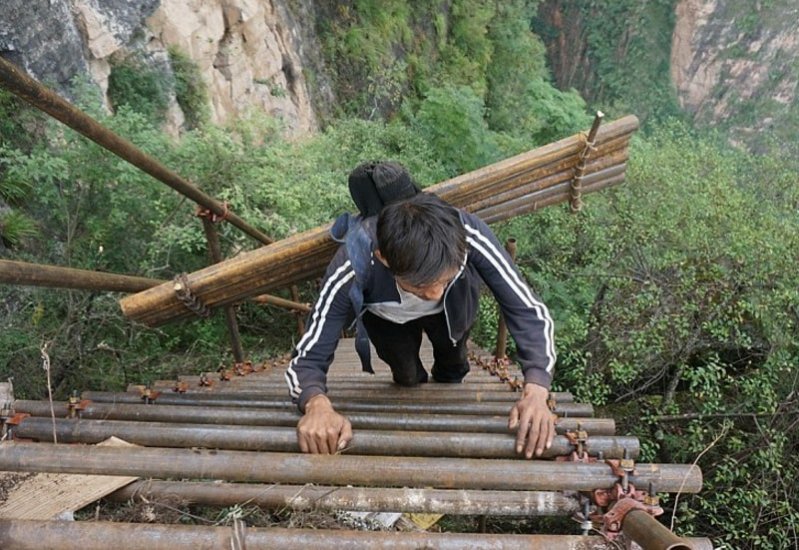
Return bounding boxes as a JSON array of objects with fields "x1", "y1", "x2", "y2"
[{"x1": 376, "y1": 193, "x2": 466, "y2": 287}]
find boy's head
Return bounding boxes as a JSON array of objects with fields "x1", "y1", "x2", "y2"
[{"x1": 376, "y1": 193, "x2": 466, "y2": 300}]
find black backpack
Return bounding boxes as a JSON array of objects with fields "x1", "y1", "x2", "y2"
[
  {"x1": 330, "y1": 161, "x2": 422, "y2": 374},
  {"x1": 347, "y1": 161, "x2": 421, "y2": 217}
]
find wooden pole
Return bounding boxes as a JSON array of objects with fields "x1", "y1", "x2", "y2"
[
  {"x1": 119, "y1": 115, "x2": 639, "y2": 326},
  {"x1": 0, "y1": 259, "x2": 161, "y2": 293}
]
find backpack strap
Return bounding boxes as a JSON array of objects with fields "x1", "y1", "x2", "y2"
[{"x1": 331, "y1": 212, "x2": 375, "y2": 374}]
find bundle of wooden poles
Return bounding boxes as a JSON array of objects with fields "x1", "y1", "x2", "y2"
[{"x1": 120, "y1": 114, "x2": 639, "y2": 326}]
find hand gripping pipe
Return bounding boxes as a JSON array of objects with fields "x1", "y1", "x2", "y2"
[
  {"x1": 12, "y1": 416, "x2": 638, "y2": 459},
  {"x1": 15, "y1": 400, "x2": 615, "y2": 435}
]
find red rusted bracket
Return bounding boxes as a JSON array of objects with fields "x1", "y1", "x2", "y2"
[
  {"x1": 195, "y1": 202, "x2": 230, "y2": 224},
  {"x1": 219, "y1": 368, "x2": 233, "y2": 381},
  {"x1": 593, "y1": 481, "x2": 646, "y2": 508},
  {"x1": 67, "y1": 398, "x2": 91, "y2": 418},
  {"x1": 556, "y1": 428, "x2": 596, "y2": 463},
  {"x1": 138, "y1": 387, "x2": 160, "y2": 403},
  {"x1": 233, "y1": 361, "x2": 254, "y2": 376},
  {"x1": 4, "y1": 412, "x2": 30, "y2": 427},
  {"x1": 601, "y1": 497, "x2": 647, "y2": 534},
  {"x1": 590, "y1": 456, "x2": 664, "y2": 541}
]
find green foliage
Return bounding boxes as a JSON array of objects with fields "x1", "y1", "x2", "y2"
[
  {"x1": 0, "y1": 210, "x2": 39, "y2": 248},
  {"x1": 474, "y1": 119, "x2": 798, "y2": 547},
  {"x1": 533, "y1": 0, "x2": 682, "y2": 125},
  {"x1": 169, "y1": 46, "x2": 210, "y2": 129},
  {"x1": 0, "y1": 89, "x2": 46, "y2": 151},
  {"x1": 107, "y1": 55, "x2": 171, "y2": 123},
  {"x1": 411, "y1": 85, "x2": 500, "y2": 175}
]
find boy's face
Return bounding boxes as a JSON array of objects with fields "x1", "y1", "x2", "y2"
[{"x1": 395, "y1": 266, "x2": 460, "y2": 302}]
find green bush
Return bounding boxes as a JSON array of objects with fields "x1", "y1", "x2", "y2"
[
  {"x1": 411, "y1": 85, "x2": 500, "y2": 175},
  {"x1": 169, "y1": 47, "x2": 210, "y2": 129},
  {"x1": 107, "y1": 56, "x2": 171, "y2": 123},
  {"x1": 480, "y1": 120, "x2": 798, "y2": 548}
]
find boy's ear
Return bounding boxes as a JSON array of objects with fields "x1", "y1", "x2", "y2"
[{"x1": 374, "y1": 249, "x2": 390, "y2": 268}]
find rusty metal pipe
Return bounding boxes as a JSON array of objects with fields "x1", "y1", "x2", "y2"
[
  {"x1": 16, "y1": 400, "x2": 614, "y2": 435},
  {"x1": 0, "y1": 259, "x2": 161, "y2": 292},
  {"x1": 0, "y1": 520, "x2": 659, "y2": 550},
  {"x1": 110, "y1": 480, "x2": 580, "y2": 516},
  {"x1": 201, "y1": 217, "x2": 245, "y2": 362},
  {"x1": 149, "y1": 386, "x2": 540, "y2": 402},
  {"x1": 623, "y1": 509, "x2": 697, "y2": 550},
  {"x1": 0, "y1": 442, "x2": 703, "y2": 492},
  {"x1": 81, "y1": 391, "x2": 594, "y2": 416},
  {"x1": 251, "y1": 293, "x2": 312, "y2": 313},
  {"x1": 13, "y1": 417, "x2": 637, "y2": 459},
  {"x1": 165, "y1": 379, "x2": 566, "y2": 397}
]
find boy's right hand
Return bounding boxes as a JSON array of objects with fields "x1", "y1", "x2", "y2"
[{"x1": 297, "y1": 394, "x2": 353, "y2": 454}]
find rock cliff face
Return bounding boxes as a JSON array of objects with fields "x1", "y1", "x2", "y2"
[
  {"x1": 535, "y1": 0, "x2": 799, "y2": 146},
  {"x1": 671, "y1": 0, "x2": 798, "y2": 135},
  {"x1": 0, "y1": 0, "x2": 323, "y2": 134}
]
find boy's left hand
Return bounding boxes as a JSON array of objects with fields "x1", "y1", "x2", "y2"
[{"x1": 508, "y1": 383, "x2": 555, "y2": 459}]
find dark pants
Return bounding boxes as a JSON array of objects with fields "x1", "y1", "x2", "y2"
[{"x1": 362, "y1": 310, "x2": 470, "y2": 386}]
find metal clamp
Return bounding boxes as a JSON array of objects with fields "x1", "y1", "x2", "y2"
[
  {"x1": 67, "y1": 392, "x2": 90, "y2": 418},
  {"x1": 589, "y1": 451, "x2": 664, "y2": 541},
  {"x1": 139, "y1": 386, "x2": 160, "y2": 404}
]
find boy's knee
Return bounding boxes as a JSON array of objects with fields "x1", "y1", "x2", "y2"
[
  {"x1": 392, "y1": 366, "x2": 428, "y2": 387},
  {"x1": 431, "y1": 362, "x2": 470, "y2": 384}
]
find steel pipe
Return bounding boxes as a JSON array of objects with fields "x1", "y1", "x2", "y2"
[
  {"x1": 0, "y1": 259, "x2": 161, "y2": 292},
  {"x1": 0, "y1": 442, "x2": 703, "y2": 492},
  {"x1": 111, "y1": 481, "x2": 580, "y2": 516},
  {"x1": 16, "y1": 400, "x2": 614, "y2": 435},
  {"x1": 0, "y1": 520, "x2": 643, "y2": 550},
  {"x1": 623, "y1": 509, "x2": 696, "y2": 550},
  {"x1": 13, "y1": 417, "x2": 637, "y2": 459},
  {"x1": 81, "y1": 391, "x2": 594, "y2": 416},
  {"x1": 149, "y1": 386, "x2": 537, "y2": 402},
  {"x1": 163, "y1": 379, "x2": 560, "y2": 396},
  {"x1": 201, "y1": 217, "x2": 245, "y2": 362}
]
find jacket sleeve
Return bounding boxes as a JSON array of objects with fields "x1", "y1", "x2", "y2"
[
  {"x1": 284, "y1": 245, "x2": 356, "y2": 411},
  {"x1": 461, "y1": 212, "x2": 556, "y2": 389}
]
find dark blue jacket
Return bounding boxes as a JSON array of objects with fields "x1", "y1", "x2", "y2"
[{"x1": 285, "y1": 210, "x2": 556, "y2": 411}]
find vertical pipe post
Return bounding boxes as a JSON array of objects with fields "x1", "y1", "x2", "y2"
[
  {"x1": 200, "y1": 216, "x2": 244, "y2": 363},
  {"x1": 289, "y1": 285, "x2": 306, "y2": 336}
]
